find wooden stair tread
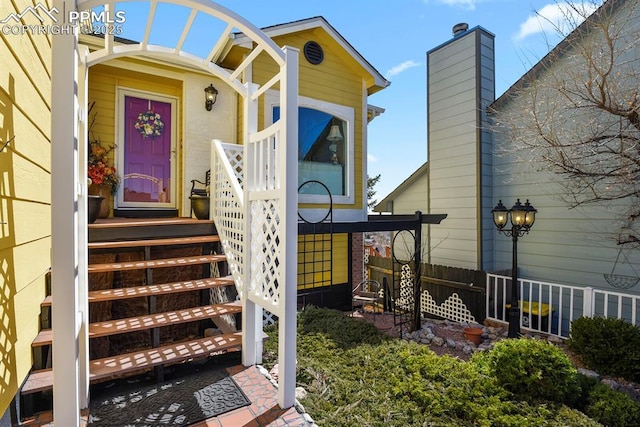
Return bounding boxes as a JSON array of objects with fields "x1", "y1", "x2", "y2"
[
  {"x1": 90, "y1": 333, "x2": 243, "y2": 380},
  {"x1": 21, "y1": 369, "x2": 53, "y2": 395},
  {"x1": 22, "y1": 333, "x2": 244, "y2": 394},
  {"x1": 89, "y1": 302, "x2": 242, "y2": 338},
  {"x1": 88, "y1": 254, "x2": 226, "y2": 273},
  {"x1": 88, "y1": 235, "x2": 220, "y2": 250},
  {"x1": 32, "y1": 329, "x2": 52, "y2": 347},
  {"x1": 88, "y1": 276, "x2": 234, "y2": 303}
]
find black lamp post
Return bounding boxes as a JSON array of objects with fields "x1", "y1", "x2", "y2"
[{"x1": 491, "y1": 199, "x2": 537, "y2": 338}]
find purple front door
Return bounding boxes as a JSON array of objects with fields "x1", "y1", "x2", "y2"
[{"x1": 122, "y1": 95, "x2": 173, "y2": 206}]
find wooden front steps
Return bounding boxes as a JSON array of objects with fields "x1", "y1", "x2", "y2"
[
  {"x1": 88, "y1": 276, "x2": 234, "y2": 302},
  {"x1": 20, "y1": 219, "x2": 240, "y2": 418},
  {"x1": 89, "y1": 301, "x2": 242, "y2": 338},
  {"x1": 87, "y1": 254, "x2": 226, "y2": 273},
  {"x1": 22, "y1": 333, "x2": 243, "y2": 396}
]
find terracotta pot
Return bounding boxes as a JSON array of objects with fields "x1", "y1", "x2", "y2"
[
  {"x1": 88, "y1": 195, "x2": 104, "y2": 224},
  {"x1": 463, "y1": 327, "x2": 483, "y2": 345},
  {"x1": 89, "y1": 184, "x2": 111, "y2": 218}
]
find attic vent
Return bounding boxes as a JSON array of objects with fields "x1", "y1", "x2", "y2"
[{"x1": 303, "y1": 41, "x2": 324, "y2": 65}]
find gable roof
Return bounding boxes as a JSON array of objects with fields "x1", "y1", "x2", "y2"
[
  {"x1": 230, "y1": 16, "x2": 390, "y2": 95},
  {"x1": 373, "y1": 162, "x2": 429, "y2": 213}
]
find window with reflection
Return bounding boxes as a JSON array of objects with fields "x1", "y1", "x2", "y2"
[{"x1": 273, "y1": 106, "x2": 347, "y2": 197}]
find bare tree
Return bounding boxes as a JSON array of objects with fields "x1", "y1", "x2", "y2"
[{"x1": 489, "y1": 0, "x2": 640, "y2": 245}]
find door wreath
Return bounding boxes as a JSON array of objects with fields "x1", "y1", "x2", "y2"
[{"x1": 134, "y1": 110, "x2": 165, "y2": 138}]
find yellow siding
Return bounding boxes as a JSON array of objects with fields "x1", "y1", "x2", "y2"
[
  {"x1": 331, "y1": 233, "x2": 349, "y2": 284},
  {"x1": 0, "y1": 0, "x2": 52, "y2": 415},
  {"x1": 88, "y1": 64, "x2": 183, "y2": 213}
]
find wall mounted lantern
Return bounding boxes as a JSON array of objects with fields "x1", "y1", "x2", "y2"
[
  {"x1": 491, "y1": 198, "x2": 537, "y2": 338},
  {"x1": 204, "y1": 84, "x2": 218, "y2": 111}
]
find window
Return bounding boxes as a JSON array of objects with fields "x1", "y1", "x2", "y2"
[{"x1": 268, "y1": 94, "x2": 354, "y2": 204}]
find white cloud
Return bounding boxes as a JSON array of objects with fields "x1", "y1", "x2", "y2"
[
  {"x1": 386, "y1": 60, "x2": 421, "y2": 78},
  {"x1": 368, "y1": 153, "x2": 378, "y2": 163},
  {"x1": 516, "y1": 1, "x2": 602, "y2": 41}
]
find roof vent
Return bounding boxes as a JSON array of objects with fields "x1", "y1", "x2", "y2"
[
  {"x1": 303, "y1": 41, "x2": 324, "y2": 65},
  {"x1": 452, "y1": 23, "x2": 469, "y2": 36}
]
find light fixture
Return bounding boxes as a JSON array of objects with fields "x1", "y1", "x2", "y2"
[
  {"x1": 327, "y1": 124, "x2": 343, "y2": 142},
  {"x1": 327, "y1": 123, "x2": 343, "y2": 164},
  {"x1": 204, "y1": 84, "x2": 218, "y2": 111},
  {"x1": 491, "y1": 198, "x2": 538, "y2": 338}
]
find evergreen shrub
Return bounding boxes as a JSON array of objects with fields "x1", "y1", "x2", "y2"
[
  {"x1": 567, "y1": 316, "x2": 640, "y2": 382},
  {"x1": 470, "y1": 338, "x2": 580, "y2": 403}
]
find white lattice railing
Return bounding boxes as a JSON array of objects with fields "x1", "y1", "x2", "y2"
[
  {"x1": 246, "y1": 123, "x2": 285, "y2": 316},
  {"x1": 486, "y1": 273, "x2": 640, "y2": 338},
  {"x1": 211, "y1": 130, "x2": 286, "y2": 316},
  {"x1": 212, "y1": 140, "x2": 245, "y2": 298}
]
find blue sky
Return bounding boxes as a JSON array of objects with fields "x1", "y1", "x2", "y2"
[
  {"x1": 111, "y1": 0, "x2": 601, "y2": 204},
  {"x1": 208, "y1": 0, "x2": 602, "y2": 204}
]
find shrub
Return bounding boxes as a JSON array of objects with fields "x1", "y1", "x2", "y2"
[
  {"x1": 567, "y1": 316, "x2": 640, "y2": 382},
  {"x1": 584, "y1": 382, "x2": 640, "y2": 427},
  {"x1": 470, "y1": 338, "x2": 580, "y2": 403}
]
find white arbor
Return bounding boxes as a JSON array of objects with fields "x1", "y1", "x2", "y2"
[{"x1": 51, "y1": 1, "x2": 298, "y2": 425}]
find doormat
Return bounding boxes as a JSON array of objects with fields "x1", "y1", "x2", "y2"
[{"x1": 88, "y1": 365, "x2": 250, "y2": 426}]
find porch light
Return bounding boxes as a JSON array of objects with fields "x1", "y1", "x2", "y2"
[
  {"x1": 491, "y1": 198, "x2": 538, "y2": 338},
  {"x1": 204, "y1": 84, "x2": 218, "y2": 111}
]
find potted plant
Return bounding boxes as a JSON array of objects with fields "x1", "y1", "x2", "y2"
[
  {"x1": 87, "y1": 178, "x2": 104, "y2": 224},
  {"x1": 87, "y1": 102, "x2": 120, "y2": 218}
]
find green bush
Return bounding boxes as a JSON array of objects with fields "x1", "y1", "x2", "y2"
[
  {"x1": 470, "y1": 338, "x2": 580, "y2": 404},
  {"x1": 567, "y1": 316, "x2": 640, "y2": 382},
  {"x1": 263, "y1": 308, "x2": 603, "y2": 426},
  {"x1": 584, "y1": 382, "x2": 640, "y2": 427}
]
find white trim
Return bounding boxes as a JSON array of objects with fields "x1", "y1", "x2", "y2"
[
  {"x1": 264, "y1": 90, "x2": 355, "y2": 205},
  {"x1": 115, "y1": 87, "x2": 179, "y2": 210},
  {"x1": 77, "y1": 44, "x2": 90, "y2": 410},
  {"x1": 298, "y1": 207, "x2": 366, "y2": 222},
  {"x1": 362, "y1": 79, "x2": 368, "y2": 216},
  {"x1": 51, "y1": 0, "x2": 81, "y2": 422},
  {"x1": 279, "y1": 45, "x2": 299, "y2": 409}
]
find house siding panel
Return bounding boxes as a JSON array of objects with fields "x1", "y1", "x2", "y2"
[
  {"x1": 486, "y1": 3, "x2": 640, "y2": 290},
  {"x1": 0, "y1": 0, "x2": 52, "y2": 416},
  {"x1": 393, "y1": 184, "x2": 428, "y2": 214},
  {"x1": 428, "y1": 28, "x2": 494, "y2": 270}
]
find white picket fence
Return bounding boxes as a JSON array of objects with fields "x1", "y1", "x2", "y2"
[{"x1": 486, "y1": 273, "x2": 640, "y2": 338}]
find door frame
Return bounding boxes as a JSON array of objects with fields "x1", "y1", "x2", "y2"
[{"x1": 115, "y1": 87, "x2": 179, "y2": 211}]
